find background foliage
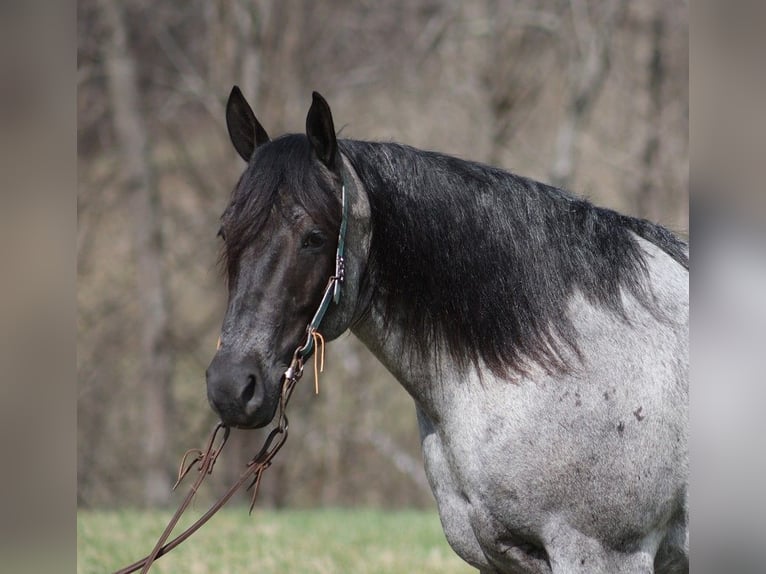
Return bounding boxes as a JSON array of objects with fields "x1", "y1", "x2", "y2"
[
  {"x1": 78, "y1": 0, "x2": 688, "y2": 509},
  {"x1": 78, "y1": 508, "x2": 474, "y2": 573}
]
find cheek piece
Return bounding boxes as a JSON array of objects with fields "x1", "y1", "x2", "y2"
[{"x1": 283, "y1": 165, "x2": 349, "y2": 382}]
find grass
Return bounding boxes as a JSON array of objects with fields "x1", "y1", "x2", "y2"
[{"x1": 77, "y1": 507, "x2": 475, "y2": 573}]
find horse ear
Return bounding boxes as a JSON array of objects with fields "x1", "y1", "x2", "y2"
[
  {"x1": 226, "y1": 86, "x2": 270, "y2": 162},
  {"x1": 306, "y1": 91, "x2": 337, "y2": 168}
]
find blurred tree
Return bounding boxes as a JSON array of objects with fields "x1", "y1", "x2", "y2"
[
  {"x1": 549, "y1": 0, "x2": 624, "y2": 189},
  {"x1": 636, "y1": 0, "x2": 668, "y2": 223},
  {"x1": 99, "y1": 0, "x2": 174, "y2": 506},
  {"x1": 77, "y1": 0, "x2": 687, "y2": 510},
  {"x1": 484, "y1": 0, "x2": 560, "y2": 166}
]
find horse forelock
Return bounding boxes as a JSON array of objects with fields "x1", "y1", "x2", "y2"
[
  {"x1": 339, "y1": 140, "x2": 688, "y2": 377},
  {"x1": 219, "y1": 134, "x2": 341, "y2": 284}
]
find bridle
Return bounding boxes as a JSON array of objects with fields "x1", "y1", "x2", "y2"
[
  {"x1": 285, "y1": 167, "x2": 349, "y2": 380},
  {"x1": 112, "y1": 165, "x2": 351, "y2": 574}
]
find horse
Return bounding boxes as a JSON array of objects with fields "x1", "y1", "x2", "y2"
[{"x1": 206, "y1": 86, "x2": 689, "y2": 574}]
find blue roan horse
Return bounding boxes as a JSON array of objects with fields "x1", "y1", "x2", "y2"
[{"x1": 206, "y1": 87, "x2": 689, "y2": 574}]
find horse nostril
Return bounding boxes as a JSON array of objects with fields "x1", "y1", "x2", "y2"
[{"x1": 241, "y1": 374, "x2": 256, "y2": 404}]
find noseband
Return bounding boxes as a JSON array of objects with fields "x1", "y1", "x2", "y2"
[{"x1": 283, "y1": 163, "x2": 350, "y2": 381}]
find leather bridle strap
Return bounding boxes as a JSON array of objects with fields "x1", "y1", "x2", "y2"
[
  {"x1": 286, "y1": 165, "x2": 349, "y2": 367},
  {"x1": 112, "y1": 158, "x2": 352, "y2": 574},
  {"x1": 113, "y1": 369, "x2": 301, "y2": 574}
]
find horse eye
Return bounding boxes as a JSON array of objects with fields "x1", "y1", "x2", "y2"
[{"x1": 302, "y1": 230, "x2": 326, "y2": 249}]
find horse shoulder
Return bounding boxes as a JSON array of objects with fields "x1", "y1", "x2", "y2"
[{"x1": 431, "y1": 245, "x2": 688, "y2": 571}]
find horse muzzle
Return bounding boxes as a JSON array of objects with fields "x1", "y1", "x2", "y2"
[{"x1": 205, "y1": 352, "x2": 278, "y2": 428}]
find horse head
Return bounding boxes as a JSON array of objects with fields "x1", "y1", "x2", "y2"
[{"x1": 206, "y1": 87, "x2": 368, "y2": 428}]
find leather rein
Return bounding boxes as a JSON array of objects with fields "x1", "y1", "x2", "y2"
[{"x1": 112, "y1": 171, "x2": 350, "y2": 574}]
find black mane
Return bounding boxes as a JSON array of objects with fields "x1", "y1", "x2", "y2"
[
  {"x1": 339, "y1": 140, "x2": 687, "y2": 376},
  {"x1": 223, "y1": 134, "x2": 687, "y2": 376}
]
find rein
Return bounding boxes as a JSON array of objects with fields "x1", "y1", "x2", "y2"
[{"x1": 112, "y1": 171, "x2": 350, "y2": 574}]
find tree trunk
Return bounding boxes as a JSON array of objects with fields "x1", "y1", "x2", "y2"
[
  {"x1": 319, "y1": 368, "x2": 343, "y2": 506},
  {"x1": 550, "y1": 0, "x2": 623, "y2": 188},
  {"x1": 99, "y1": 0, "x2": 173, "y2": 507},
  {"x1": 257, "y1": 0, "x2": 304, "y2": 132},
  {"x1": 636, "y1": 1, "x2": 665, "y2": 221},
  {"x1": 234, "y1": 0, "x2": 262, "y2": 100},
  {"x1": 484, "y1": 0, "x2": 553, "y2": 167}
]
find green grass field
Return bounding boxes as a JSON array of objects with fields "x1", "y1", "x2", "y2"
[{"x1": 78, "y1": 507, "x2": 475, "y2": 573}]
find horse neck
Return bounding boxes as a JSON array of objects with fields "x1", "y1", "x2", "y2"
[
  {"x1": 335, "y1": 144, "x2": 446, "y2": 410},
  {"x1": 351, "y1": 300, "x2": 448, "y2": 410},
  {"x1": 307, "y1": 145, "x2": 433, "y2": 406}
]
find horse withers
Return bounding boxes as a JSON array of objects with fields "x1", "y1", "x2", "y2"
[{"x1": 206, "y1": 86, "x2": 689, "y2": 574}]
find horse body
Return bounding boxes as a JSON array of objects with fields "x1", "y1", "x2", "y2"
[
  {"x1": 353, "y1": 240, "x2": 688, "y2": 573},
  {"x1": 346, "y1": 171, "x2": 688, "y2": 573},
  {"x1": 208, "y1": 88, "x2": 689, "y2": 573}
]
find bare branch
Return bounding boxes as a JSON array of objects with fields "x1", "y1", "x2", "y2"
[
  {"x1": 150, "y1": 21, "x2": 224, "y2": 122},
  {"x1": 99, "y1": 0, "x2": 174, "y2": 506},
  {"x1": 550, "y1": 0, "x2": 625, "y2": 188}
]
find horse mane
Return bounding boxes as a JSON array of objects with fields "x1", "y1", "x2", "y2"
[
  {"x1": 222, "y1": 134, "x2": 687, "y2": 377},
  {"x1": 339, "y1": 140, "x2": 688, "y2": 376}
]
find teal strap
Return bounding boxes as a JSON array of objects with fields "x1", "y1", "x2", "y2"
[
  {"x1": 296, "y1": 169, "x2": 350, "y2": 359},
  {"x1": 333, "y1": 174, "x2": 348, "y2": 303}
]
